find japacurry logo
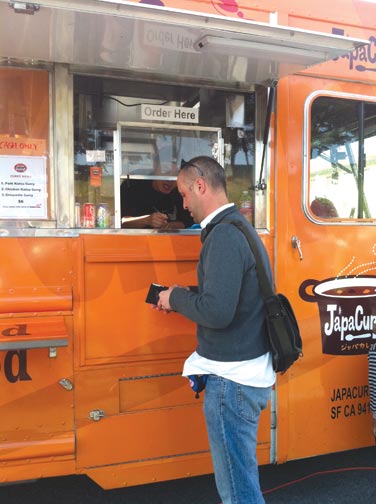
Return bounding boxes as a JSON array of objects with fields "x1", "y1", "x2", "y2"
[
  {"x1": 299, "y1": 275, "x2": 376, "y2": 356},
  {"x1": 210, "y1": 0, "x2": 245, "y2": 18},
  {"x1": 332, "y1": 28, "x2": 376, "y2": 74},
  {"x1": 14, "y1": 163, "x2": 27, "y2": 173}
]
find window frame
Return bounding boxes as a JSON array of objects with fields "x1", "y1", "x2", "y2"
[{"x1": 303, "y1": 90, "x2": 376, "y2": 226}]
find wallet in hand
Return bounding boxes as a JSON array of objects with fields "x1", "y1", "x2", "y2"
[{"x1": 145, "y1": 283, "x2": 169, "y2": 305}]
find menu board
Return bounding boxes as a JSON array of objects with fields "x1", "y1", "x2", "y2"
[{"x1": 0, "y1": 155, "x2": 48, "y2": 219}]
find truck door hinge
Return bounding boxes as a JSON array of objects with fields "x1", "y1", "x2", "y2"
[{"x1": 89, "y1": 409, "x2": 105, "y2": 422}]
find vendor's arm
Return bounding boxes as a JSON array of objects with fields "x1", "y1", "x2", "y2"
[
  {"x1": 122, "y1": 213, "x2": 187, "y2": 229},
  {"x1": 122, "y1": 212, "x2": 168, "y2": 229}
]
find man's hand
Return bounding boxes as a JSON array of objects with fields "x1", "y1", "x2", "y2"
[
  {"x1": 156, "y1": 284, "x2": 190, "y2": 312},
  {"x1": 157, "y1": 286, "x2": 174, "y2": 312}
]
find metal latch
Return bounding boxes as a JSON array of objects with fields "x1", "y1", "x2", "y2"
[
  {"x1": 89, "y1": 409, "x2": 105, "y2": 422},
  {"x1": 59, "y1": 378, "x2": 74, "y2": 391},
  {"x1": 9, "y1": 2, "x2": 40, "y2": 15},
  {"x1": 291, "y1": 235, "x2": 303, "y2": 261}
]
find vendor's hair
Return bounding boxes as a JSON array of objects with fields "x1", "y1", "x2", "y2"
[{"x1": 180, "y1": 156, "x2": 227, "y2": 193}]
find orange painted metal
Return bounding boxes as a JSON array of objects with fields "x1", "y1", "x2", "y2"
[
  {"x1": 74, "y1": 234, "x2": 211, "y2": 479},
  {"x1": 0, "y1": 238, "x2": 76, "y2": 484},
  {"x1": 275, "y1": 75, "x2": 375, "y2": 462}
]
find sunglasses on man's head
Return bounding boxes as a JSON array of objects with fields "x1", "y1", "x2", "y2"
[{"x1": 180, "y1": 159, "x2": 204, "y2": 177}]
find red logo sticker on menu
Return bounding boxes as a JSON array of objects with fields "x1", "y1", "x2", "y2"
[{"x1": 14, "y1": 163, "x2": 27, "y2": 173}]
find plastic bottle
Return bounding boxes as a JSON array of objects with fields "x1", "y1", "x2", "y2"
[
  {"x1": 239, "y1": 190, "x2": 254, "y2": 224},
  {"x1": 255, "y1": 185, "x2": 266, "y2": 228}
]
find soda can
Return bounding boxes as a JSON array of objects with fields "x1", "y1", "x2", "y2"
[
  {"x1": 82, "y1": 203, "x2": 95, "y2": 228},
  {"x1": 96, "y1": 203, "x2": 110, "y2": 228}
]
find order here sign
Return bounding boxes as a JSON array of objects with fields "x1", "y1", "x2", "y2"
[{"x1": 141, "y1": 104, "x2": 199, "y2": 123}]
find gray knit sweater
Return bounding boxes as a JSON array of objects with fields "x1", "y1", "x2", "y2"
[{"x1": 170, "y1": 206, "x2": 272, "y2": 362}]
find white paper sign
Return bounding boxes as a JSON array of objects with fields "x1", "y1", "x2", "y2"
[
  {"x1": 0, "y1": 155, "x2": 48, "y2": 219},
  {"x1": 86, "y1": 150, "x2": 106, "y2": 162}
]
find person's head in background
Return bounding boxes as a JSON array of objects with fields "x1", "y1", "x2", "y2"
[
  {"x1": 151, "y1": 159, "x2": 179, "y2": 194},
  {"x1": 311, "y1": 197, "x2": 339, "y2": 218}
]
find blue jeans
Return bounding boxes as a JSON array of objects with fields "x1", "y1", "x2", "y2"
[{"x1": 203, "y1": 375, "x2": 271, "y2": 504}]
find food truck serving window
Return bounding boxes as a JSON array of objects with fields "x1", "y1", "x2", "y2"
[
  {"x1": 0, "y1": 68, "x2": 51, "y2": 224},
  {"x1": 306, "y1": 95, "x2": 376, "y2": 222},
  {"x1": 74, "y1": 76, "x2": 267, "y2": 231}
]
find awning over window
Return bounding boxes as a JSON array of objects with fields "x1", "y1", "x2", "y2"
[{"x1": 0, "y1": 0, "x2": 368, "y2": 85}]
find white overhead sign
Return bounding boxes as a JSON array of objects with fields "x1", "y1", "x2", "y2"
[{"x1": 141, "y1": 104, "x2": 199, "y2": 124}]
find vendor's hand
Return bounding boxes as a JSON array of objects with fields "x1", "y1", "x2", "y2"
[{"x1": 149, "y1": 212, "x2": 169, "y2": 229}]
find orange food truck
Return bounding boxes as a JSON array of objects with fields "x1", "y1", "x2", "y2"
[{"x1": 0, "y1": 0, "x2": 376, "y2": 490}]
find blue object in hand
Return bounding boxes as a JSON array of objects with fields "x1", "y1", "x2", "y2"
[{"x1": 188, "y1": 374, "x2": 208, "y2": 399}]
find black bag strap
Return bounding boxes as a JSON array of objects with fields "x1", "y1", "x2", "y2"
[{"x1": 222, "y1": 219, "x2": 275, "y2": 299}]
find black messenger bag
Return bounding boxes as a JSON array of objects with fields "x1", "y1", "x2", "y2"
[{"x1": 263, "y1": 292, "x2": 302, "y2": 373}]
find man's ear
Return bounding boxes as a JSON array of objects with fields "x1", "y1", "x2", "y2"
[{"x1": 196, "y1": 177, "x2": 206, "y2": 193}]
